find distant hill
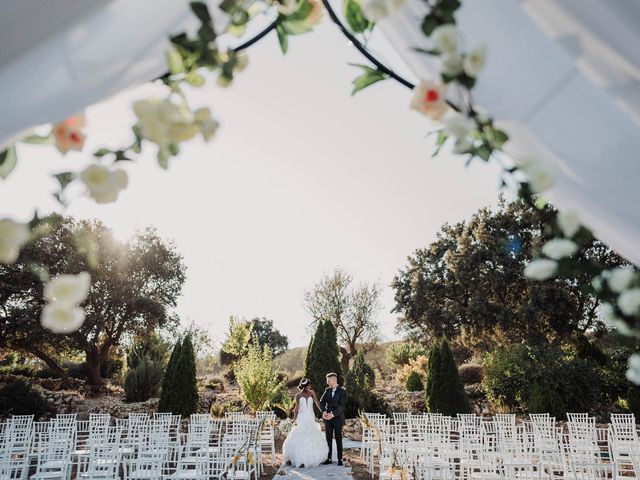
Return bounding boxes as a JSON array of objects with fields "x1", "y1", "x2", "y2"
[{"x1": 275, "y1": 341, "x2": 402, "y2": 379}]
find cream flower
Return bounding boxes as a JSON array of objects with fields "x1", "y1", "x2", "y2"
[
  {"x1": 44, "y1": 272, "x2": 91, "y2": 305},
  {"x1": 541, "y1": 238, "x2": 578, "y2": 260},
  {"x1": 41, "y1": 303, "x2": 86, "y2": 334},
  {"x1": 52, "y1": 114, "x2": 86, "y2": 155},
  {"x1": 601, "y1": 303, "x2": 633, "y2": 336},
  {"x1": 557, "y1": 209, "x2": 581, "y2": 238},
  {"x1": 133, "y1": 99, "x2": 199, "y2": 146},
  {"x1": 361, "y1": 0, "x2": 389, "y2": 22},
  {"x1": 441, "y1": 53, "x2": 464, "y2": 76},
  {"x1": 607, "y1": 267, "x2": 636, "y2": 294},
  {"x1": 524, "y1": 259, "x2": 557, "y2": 280},
  {"x1": 619, "y1": 288, "x2": 640, "y2": 316},
  {"x1": 514, "y1": 155, "x2": 536, "y2": 170},
  {"x1": 526, "y1": 162, "x2": 554, "y2": 193},
  {"x1": 193, "y1": 108, "x2": 220, "y2": 142},
  {"x1": 627, "y1": 353, "x2": 640, "y2": 385},
  {"x1": 432, "y1": 25, "x2": 459, "y2": 54},
  {"x1": 277, "y1": 0, "x2": 297, "y2": 15},
  {"x1": 80, "y1": 164, "x2": 128, "y2": 204},
  {"x1": 463, "y1": 46, "x2": 487, "y2": 78},
  {"x1": 453, "y1": 138, "x2": 473, "y2": 154},
  {"x1": 0, "y1": 219, "x2": 30, "y2": 264},
  {"x1": 410, "y1": 79, "x2": 448, "y2": 120},
  {"x1": 442, "y1": 111, "x2": 476, "y2": 140}
]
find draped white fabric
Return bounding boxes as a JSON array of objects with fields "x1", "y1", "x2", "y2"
[
  {"x1": 379, "y1": 0, "x2": 640, "y2": 265},
  {"x1": 0, "y1": 1, "x2": 639, "y2": 264}
]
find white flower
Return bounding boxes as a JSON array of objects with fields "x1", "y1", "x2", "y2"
[
  {"x1": 0, "y1": 219, "x2": 30, "y2": 264},
  {"x1": 361, "y1": 0, "x2": 389, "y2": 22},
  {"x1": 442, "y1": 111, "x2": 476, "y2": 140},
  {"x1": 80, "y1": 164, "x2": 128, "y2": 204},
  {"x1": 606, "y1": 267, "x2": 636, "y2": 294},
  {"x1": 277, "y1": 0, "x2": 297, "y2": 15},
  {"x1": 193, "y1": 108, "x2": 220, "y2": 142},
  {"x1": 591, "y1": 276, "x2": 603, "y2": 292},
  {"x1": 619, "y1": 288, "x2": 640, "y2": 316},
  {"x1": 133, "y1": 98, "x2": 199, "y2": 147},
  {"x1": 557, "y1": 209, "x2": 581, "y2": 238},
  {"x1": 441, "y1": 53, "x2": 464, "y2": 76},
  {"x1": 410, "y1": 79, "x2": 448, "y2": 120},
  {"x1": 463, "y1": 45, "x2": 487, "y2": 78},
  {"x1": 627, "y1": 354, "x2": 640, "y2": 385},
  {"x1": 524, "y1": 259, "x2": 558, "y2": 280},
  {"x1": 432, "y1": 25, "x2": 459, "y2": 54},
  {"x1": 541, "y1": 238, "x2": 578, "y2": 260},
  {"x1": 526, "y1": 162, "x2": 554, "y2": 193},
  {"x1": 41, "y1": 303, "x2": 86, "y2": 334},
  {"x1": 44, "y1": 272, "x2": 91, "y2": 306},
  {"x1": 600, "y1": 302, "x2": 633, "y2": 336}
]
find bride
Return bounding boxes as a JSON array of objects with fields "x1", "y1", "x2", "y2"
[{"x1": 282, "y1": 379, "x2": 329, "y2": 468}]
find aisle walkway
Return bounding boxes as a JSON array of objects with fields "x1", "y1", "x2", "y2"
[{"x1": 276, "y1": 463, "x2": 354, "y2": 480}]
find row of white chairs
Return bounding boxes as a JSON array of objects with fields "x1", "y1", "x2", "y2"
[
  {"x1": 361, "y1": 412, "x2": 640, "y2": 479},
  {"x1": 0, "y1": 411, "x2": 277, "y2": 480}
]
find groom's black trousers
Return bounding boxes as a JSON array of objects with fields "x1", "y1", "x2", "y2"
[{"x1": 325, "y1": 421, "x2": 343, "y2": 461}]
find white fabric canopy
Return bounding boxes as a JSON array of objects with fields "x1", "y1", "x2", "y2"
[
  {"x1": 0, "y1": 1, "x2": 638, "y2": 265},
  {"x1": 380, "y1": 0, "x2": 640, "y2": 265}
]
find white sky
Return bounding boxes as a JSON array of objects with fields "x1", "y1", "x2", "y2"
[{"x1": 0, "y1": 19, "x2": 503, "y2": 349}]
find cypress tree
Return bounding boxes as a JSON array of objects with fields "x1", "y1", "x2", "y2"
[
  {"x1": 323, "y1": 320, "x2": 343, "y2": 385},
  {"x1": 175, "y1": 335, "x2": 199, "y2": 417},
  {"x1": 345, "y1": 350, "x2": 375, "y2": 416},
  {"x1": 304, "y1": 322, "x2": 325, "y2": 394},
  {"x1": 158, "y1": 339, "x2": 181, "y2": 412},
  {"x1": 426, "y1": 338, "x2": 470, "y2": 415}
]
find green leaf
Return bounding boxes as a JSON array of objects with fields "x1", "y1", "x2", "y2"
[
  {"x1": 412, "y1": 47, "x2": 441, "y2": 56},
  {"x1": 94, "y1": 148, "x2": 111, "y2": 158},
  {"x1": 475, "y1": 144, "x2": 492, "y2": 161},
  {"x1": 114, "y1": 151, "x2": 132, "y2": 162},
  {"x1": 282, "y1": 20, "x2": 313, "y2": 35},
  {"x1": 350, "y1": 66, "x2": 388, "y2": 95},
  {"x1": 457, "y1": 74, "x2": 476, "y2": 89},
  {"x1": 21, "y1": 134, "x2": 53, "y2": 145},
  {"x1": 54, "y1": 171, "x2": 76, "y2": 190},
  {"x1": 157, "y1": 148, "x2": 170, "y2": 170},
  {"x1": 276, "y1": 24, "x2": 289, "y2": 54},
  {"x1": 431, "y1": 131, "x2": 448, "y2": 157},
  {"x1": 167, "y1": 47, "x2": 185, "y2": 75},
  {"x1": 489, "y1": 128, "x2": 509, "y2": 149},
  {"x1": 421, "y1": 14, "x2": 438, "y2": 36},
  {"x1": 343, "y1": 0, "x2": 371, "y2": 33},
  {"x1": 190, "y1": 1, "x2": 213, "y2": 27},
  {"x1": 0, "y1": 146, "x2": 17, "y2": 179},
  {"x1": 185, "y1": 70, "x2": 205, "y2": 87}
]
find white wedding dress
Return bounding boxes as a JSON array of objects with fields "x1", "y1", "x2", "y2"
[{"x1": 282, "y1": 396, "x2": 329, "y2": 467}]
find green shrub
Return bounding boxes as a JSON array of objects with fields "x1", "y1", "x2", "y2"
[
  {"x1": 124, "y1": 359, "x2": 164, "y2": 402},
  {"x1": 483, "y1": 343, "x2": 600, "y2": 414},
  {"x1": 0, "y1": 381, "x2": 48, "y2": 418},
  {"x1": 210, "y1": 400, "x2": 242, "y2": 418},
  {"x1": 304, "y1": 321, "x2": 343, "y2": 396},
  {"x1": 127, "y1": 334, "x2": 169, "y2": 370},
  {"x1": 345, "y1": 351, "x2": 379, "y2": 417},
  {"x1": 426, "y1": 338, "x2": 470, "y2": 415},
  {"x1": 458, "y1": 363, "x2": 483, "y2": 385},
  {"x1": 0, "y1": 364, "x2": 35, "y2": 377},
  {"x1": 159, "y1": 339, "x2": 182, "y2": 414},
  {"x1": 234, "y1": 342, "x2": 285, "y2": 412},
  {"x1": 405, "y1": 371, "x2": 424, "y2": 392},
  {"x1": 386, "y1": 342, "x2": 429, "y2": 367},
  {"x1": 528, "y1": 383, "x2": 566, "y2": 419}
]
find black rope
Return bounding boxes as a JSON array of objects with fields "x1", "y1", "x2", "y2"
[{"x1": 232, "y1": 20, "x2": 279, "y2": 52}]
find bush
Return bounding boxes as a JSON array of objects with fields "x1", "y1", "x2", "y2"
[
  {"x1": 405, "y1": 371, "x2": 424, "y2": 392},
  {"x1": 426, "y1": 338, "x2": 470, "y2": 415},
  {"x1": 0, "y1": 364, "x2": 35, "y2": 377},
  {"x1": 0, "y1": 381, "x2": 48, "y2": 418},
  {"x1": 396, "y1": 355, "x2": 429, "y2": 385},
  {"x1": 528, "y1": 383, "x2": 566, "y2": 419},
  {"x1": 234, "y1": 342, "x2": 285, "y2": 412},
  {"x1": 386, "y1": 342, "x2": 428, "y2": 367},
  {"x1": 210, "y1": 400, "x2": 243, "y2": 418},
  {"x1": 124, "y1": 359, "x2": 164, "y2": 402},
  {"x1": 304, "y1": 321, "x2": 343, "y2": 395},
  {"x1": 482, "y1": 343, "x2": 600, "y2": 414},
  {"x1": 345, "y1": 351, "x2": 378, "y2": 417},
  {"x1": 158, "y1": 337, "x2": 198, "y2": 416},
  {"x1": 625, "y1": 387, "x2": 640, "y2": 418},
  {"x1": 127, "y1": 334, "x2": 169, "y2": 370},
  {"x1": 458, "y1": 363, "x2": 484, "y2": 385}
]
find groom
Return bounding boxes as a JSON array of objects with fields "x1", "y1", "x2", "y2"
[{"x1": 319, "y1": 372, "x2": 347, "y2": 466}]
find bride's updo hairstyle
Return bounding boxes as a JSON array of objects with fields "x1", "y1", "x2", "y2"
[{"x1": 298, "y1": 378, "x2": 311, "y2": 391}]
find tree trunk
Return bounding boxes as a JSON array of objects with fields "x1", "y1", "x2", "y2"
[
  {"x1": 339, "y1": 347, "x2": 351, "y2": 374},
  {"x1": 30, "y1": 349, "x2": 71, "y2": 387},
  {"x1": 85, "y1": 345, "x2": 105, "y2": 386}
]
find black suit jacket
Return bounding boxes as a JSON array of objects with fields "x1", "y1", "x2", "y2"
[{"x1": 319, "y1": 386, "x2": 347, "y2": 426}]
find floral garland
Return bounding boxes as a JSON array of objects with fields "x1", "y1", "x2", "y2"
[{"x1": 1, "y1": 0, "x2": 640, "y2": 382}]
